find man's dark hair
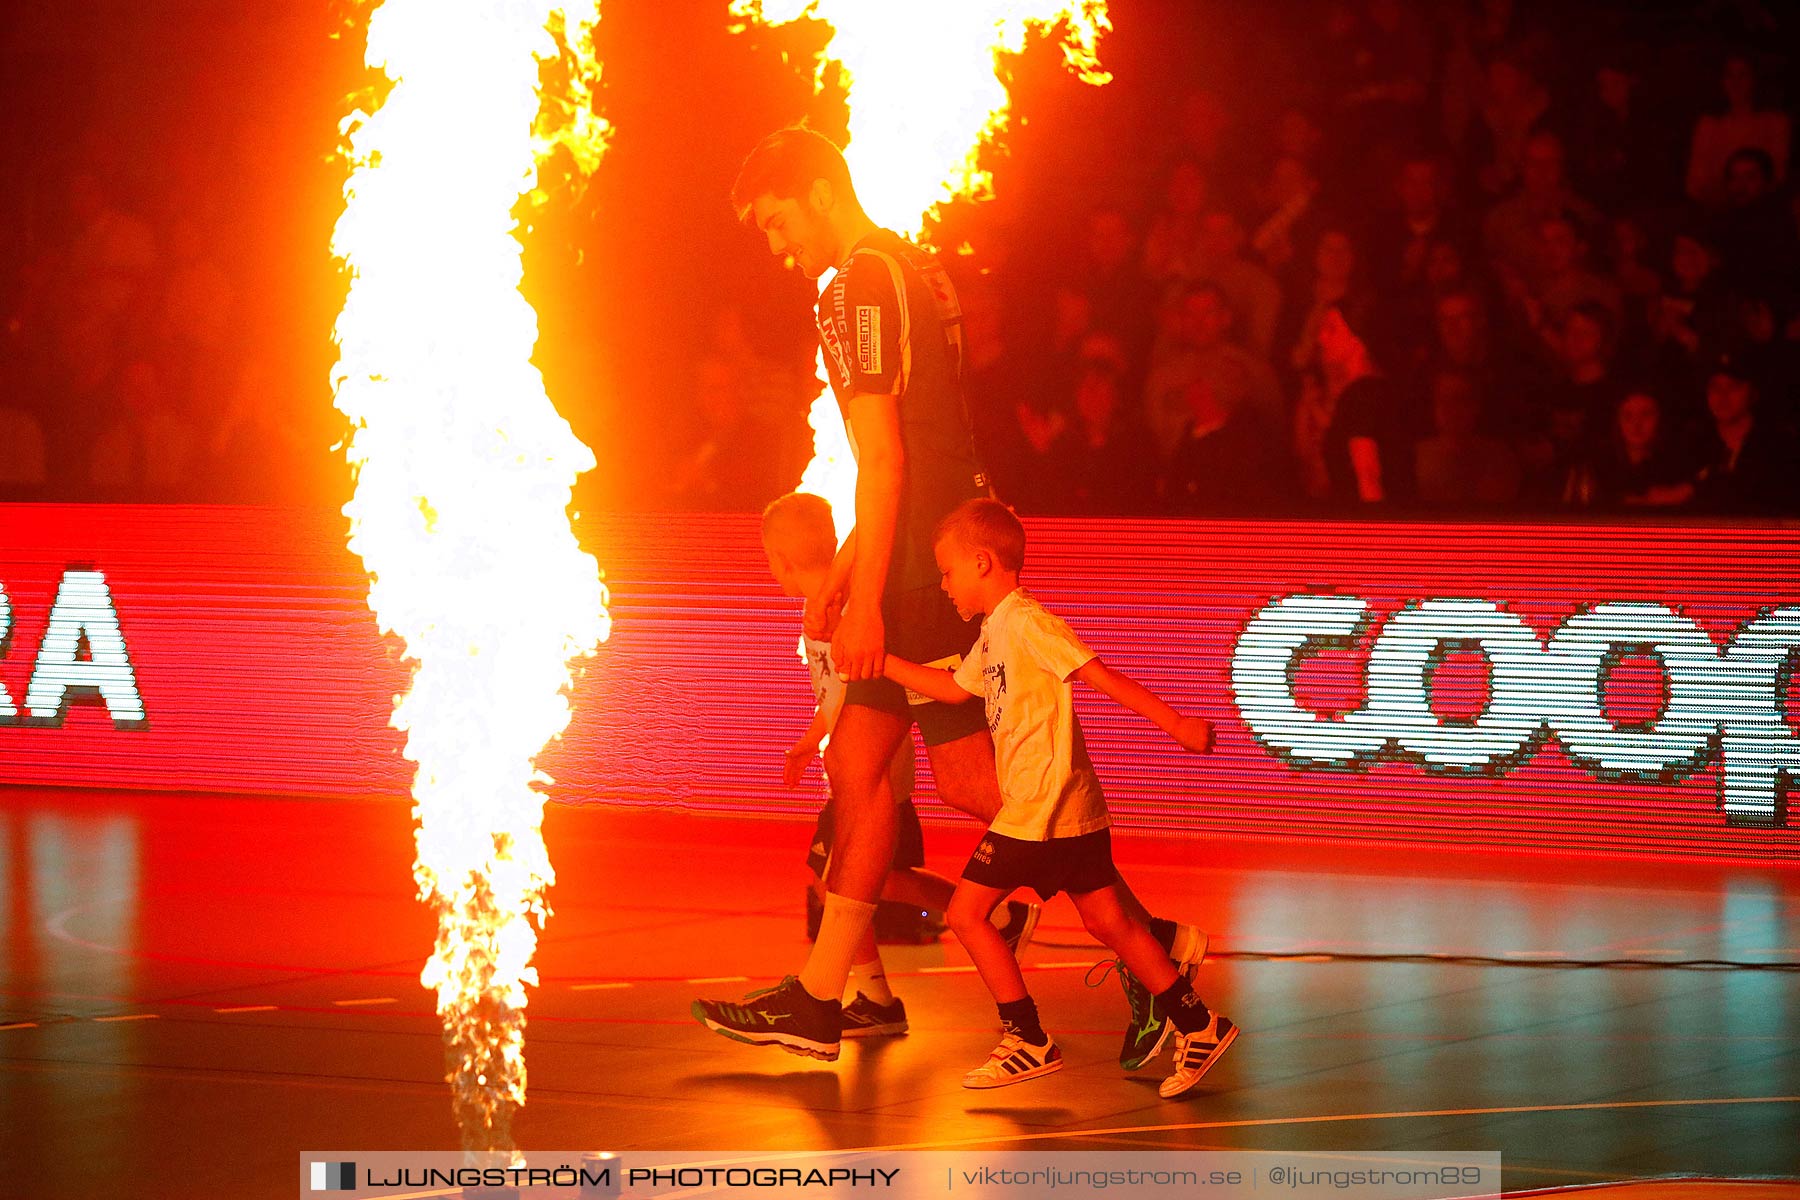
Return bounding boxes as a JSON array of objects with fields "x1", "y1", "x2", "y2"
[{"x1": 730, "y1": 126, "x2": 857, "y2": 222}]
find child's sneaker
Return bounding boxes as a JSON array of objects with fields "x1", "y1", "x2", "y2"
[
  {"x1": 962, "y1": 1030, "x2": 1063, "y2": 1089},
  {"x1": 691, "y1": 975, "x2": 841, "y2": 1060},
  {"x1": 997, "y1": 900, "x2": 1042, "y2": 957},
  {"x1": 1159, "y1": 1013, "x2": 1238, "y2": 1098},
  {"x1": 840, "y1": 992, "x2": 908, "y2": 1038}
]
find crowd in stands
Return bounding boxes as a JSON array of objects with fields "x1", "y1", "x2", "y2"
[
  {"x1": 4, "y1": 1, "x2": 1797, "y2": 519},
  {"x1": 0, "y1": 164, "x2": 316, "y2": 505},
  {"x1": 666, "y1": 2, "x2": 1800, "y2": 519}
]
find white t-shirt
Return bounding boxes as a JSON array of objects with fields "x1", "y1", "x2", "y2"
[
  {"x1": 803, "y1": 633, "x2": 845, "y2": 716},
  {"x1": 953, "y1": 588, "x2": 1109, "y2": 841}
]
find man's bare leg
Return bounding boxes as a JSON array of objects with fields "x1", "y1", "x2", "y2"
[
  {"x1": 797, "y1": 703, "x2": 908, "y2": 1002},
  {"x1": 922, "y1": 729, "x2": 1002, "y2": 824}
]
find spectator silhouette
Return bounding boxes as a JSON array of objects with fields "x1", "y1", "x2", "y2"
[
  {"x1": 1037, "y1": 359, "x2": 1157, "y2": 516},
  {"x1": 1709, "y1": 148, "x2": 1800, "y2": 298},
  {"x1": 1284, "y1": 227, "x2": 1365, "y2": 378},
  {"x1": 1588, "y1": 390, "x2": 1697, "y2": 510},
  {"x1": 1145, "y1": 284, "x2": 1284, "y2": 457},
  {"x1": 1484, "y1": 132, "x2": 1602, "y2": 293},
  {"x1": 1690, "y1": 356, "x2": 1798, "y2": 513},
  {"x1": 1686, "y1": 53, "x2": 1790, "y2": 208},
  {"x1": 1190, "y1": 211, "x2": 1283, "y2": 359},
  {"x1": 1414, "y1": 371, "x2": 1520, "y2": 510},
  {"x1": 1164, "y1": 376, "x2": 1280, "y2": 514},
  {"x1": 1318, "y1": 302, "x2": 1415, "y2": 505}
]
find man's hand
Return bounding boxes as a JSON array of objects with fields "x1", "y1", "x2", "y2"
[
  {"x1": 832, "y1": 605, "x2": 886, "y2": 682},
  {"x1": 1171, "y1": 715, "x2": 1215, "y2": 754},
  {"x1": 783, "y1": 738, "x2": 821, "y2": 787}
]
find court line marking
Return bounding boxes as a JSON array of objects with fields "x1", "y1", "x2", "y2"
[
  {"x1": 685, "y1": 976, "x2": 749, "y2": 985},
  {"x1": 0, "y1": 1022, "x2": 38, "y2": 1031},
  {"x1": 92, "y1": 1013, "x2": 159, "y2": 1023},
  {"x1": 332, "y1": 997, "x2": 398, "y2": 1008},
  {"x1": 214, "y1": 1005, "x2": 278, "y2": 1014},
  {"x1": 571, "y1": 983, "x2": 633, "y2": 992},
  {"x1": 843, "y1": 1095, "x2": 1800, "y2": 1152}
]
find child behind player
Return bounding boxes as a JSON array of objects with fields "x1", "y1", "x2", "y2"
[
  {"x1": 882, "y1": 498, "x2": 1237, "y2": 1097},
  {"x1": 760, "y1": 494, "x2": 1039, "y2": 1036}
]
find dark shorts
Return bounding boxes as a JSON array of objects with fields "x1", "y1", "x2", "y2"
[
  {"x1": 844, "y1": 584, "x2": 986, "y2": 747},
  {"x1": 961, "y1": 827, "x2": 1118, "y2": 901},
  {"x1": 806, "y1": 798, "x2": 926, "y2": 877}
]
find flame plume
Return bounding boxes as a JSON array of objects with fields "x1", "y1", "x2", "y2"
[
  {"x1": 331, "y1": 0, "x2": 610, "y2": 1153},
  {"x1": 732, "y1": 0, "x2": 1111, "y2": 532}
]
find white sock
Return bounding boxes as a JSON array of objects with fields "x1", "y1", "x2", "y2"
[
  {"x1": 798, "y1": 893, "x2": 878, "y2": 1002},
  {"x1": 848, "y1": 958, "x2": 895, "y2": 1005}
]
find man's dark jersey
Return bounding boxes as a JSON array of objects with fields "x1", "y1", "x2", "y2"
[{"x1": 817, "y1": 229, "x2": 988, "y2": 594}]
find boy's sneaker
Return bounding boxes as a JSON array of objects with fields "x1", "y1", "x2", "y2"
[
  {"x1": 840, "y1": 992, "x2": 908, "y2": 1038},
  {"x1": 1160, "y1": 1013, "x2": 1239, "y2": 1098},
  {"x1": 997, "y1": 900, "x2": 1042, "y2": 957},
  {"x1": 691, "y1": 976, "x2": 841, "y2": 1061},
  {"x1": 962, "y1": 1030, "x2": 1063, "y2": 1089}
]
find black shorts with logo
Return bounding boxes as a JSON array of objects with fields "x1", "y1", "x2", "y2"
[
  {"x1": 961, "y1": 827, "x2": 1118, "y2": 901},
  {"x1": 806, "y1": 798, "x2": 927, "y2": 877},
  {"x1": 843, "y1": 583, "x2": 986, "y2": 746}
]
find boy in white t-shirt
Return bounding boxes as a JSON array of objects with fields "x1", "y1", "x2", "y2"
[
  {"x1": 882, "y1": 498, "x2": 1238, "y2": 1098},
  {"x1": 759, "y1": 494, "x2": 1041, "y2": 1038}
]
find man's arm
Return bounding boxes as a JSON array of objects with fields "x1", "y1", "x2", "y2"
[
  {"x1": 1072, "y1": 658, "x2": 1213, "y2": 752},
  {"x1": 883, "y1": 654, "x2": 978, "y2": 707},
  {"x1": 832, "y1": 392, "x2": 904, "y2": 681}
]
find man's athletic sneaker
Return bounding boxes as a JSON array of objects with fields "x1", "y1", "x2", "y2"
[
  {"x1": 1159, "y1": 1012, "x2": 1239, "y2": 1098},
  {"x1": 998, "y1": 899, "x2": 1042, "y2": 957},
  {"x1": 1093, "y1": 923, "x2": 1210, "y2": 1070},
  {"x1": 962, "y1": 1030, "x2": 1063, "y2": 1089},
  {"x1": 691, "y1": 976, "x2": 841, "y2": 1061},
  {"x1": 840, "y1": 992, "x2": 908, "y2": 1038}
]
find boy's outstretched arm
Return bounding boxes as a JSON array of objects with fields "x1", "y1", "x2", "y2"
[
  {"x1": 883, "y1": 655, "x2": 979, "y2": 707},
  {"x1": 1072, "y1": 658, "x2": 1214, "y2": 752}
]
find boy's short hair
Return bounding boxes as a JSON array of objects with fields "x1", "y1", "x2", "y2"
[
  {"x1": 761, "y1": 492, "x2": 837, "y2": 569},
  {"x1": 935, "y1": 498, "x2": 1025, "y2": 572},
  {"x1": 730, "y1": 126, "x2": 857, "y2": 222}
]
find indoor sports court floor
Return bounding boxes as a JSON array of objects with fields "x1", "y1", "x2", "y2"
[{"x1": 1, "y1": 788, "x2": 1796, "y2": 1198}]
